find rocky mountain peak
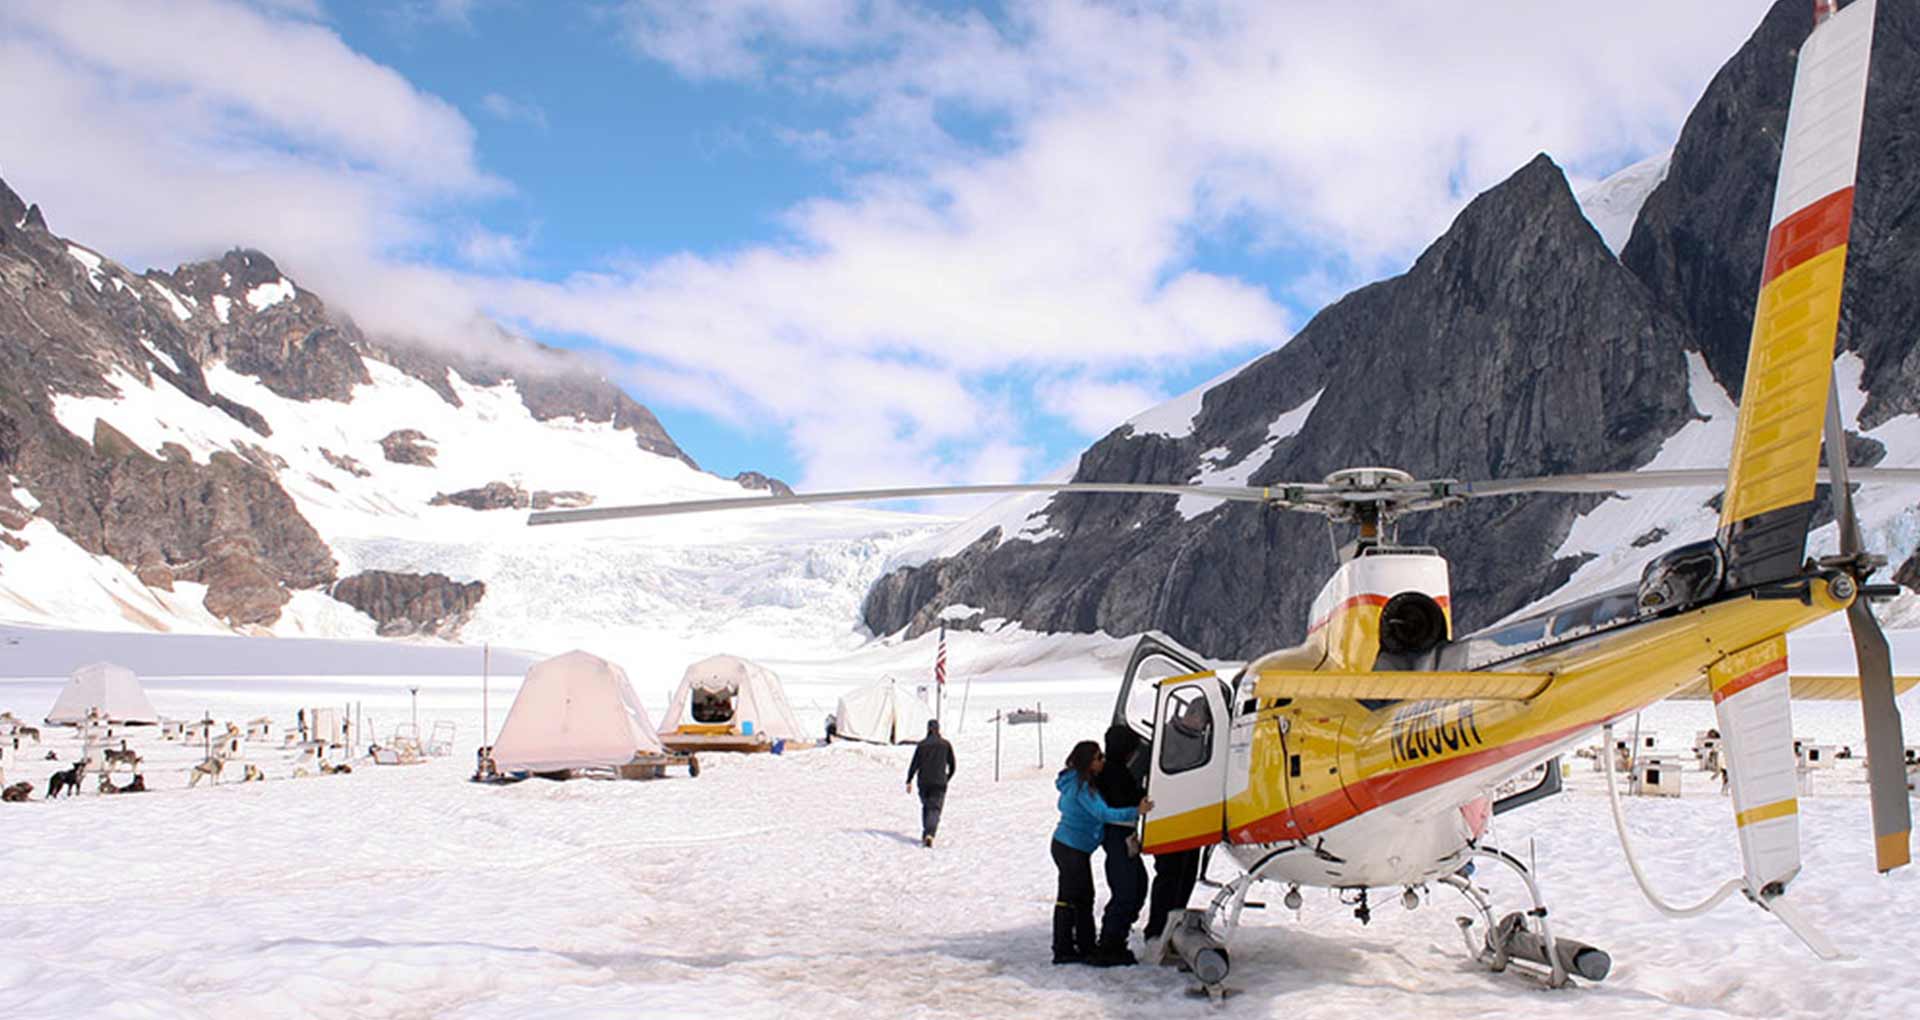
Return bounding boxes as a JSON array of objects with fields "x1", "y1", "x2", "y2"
[
  {"x1": 0, "y1": 175, "x2": 25, "y2": 229},
  {"x1": 865, "y1": 153, "x2": 1695, "y2": 655}
]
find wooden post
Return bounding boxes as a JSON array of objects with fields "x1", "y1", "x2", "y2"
[
  {"x1": 482, "y1": 642, "x2": 491, "y2": 746},
  {"x1": 995, "y1": 711, "x2": 1002, "y2": 782},
  {"x1": 1037, "y1": 700, "x2": 1044, "y2": 770}
]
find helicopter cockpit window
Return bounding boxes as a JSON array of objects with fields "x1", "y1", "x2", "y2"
[
  {"x1": 1125, "y1": 655, "x2": 1187, "y2": 737},
  {"x1": 691, "y1": 689, "x2": 735, "y2": 723},
  {"x1": 1160, "y1": 688, "x2": 1213, "y2": 775}
]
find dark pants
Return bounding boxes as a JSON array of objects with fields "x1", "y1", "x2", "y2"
[
  {"x1": 1143, "y1": 848, "x2": 1203, "y2": 939},
  {"x1": 1098, "y1": 825, "x2": 1147, "y2": 950},
  {"x1": 1051, "y1": 839, "x2": 1096, "y2": 962},
  {"x1": 919, "y1": 785, "x2": 947, "y2": 839}
]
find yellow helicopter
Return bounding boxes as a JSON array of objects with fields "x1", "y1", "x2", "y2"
[{"x1": 530, "y1": 0, "x2": 1915, "y2": 993}]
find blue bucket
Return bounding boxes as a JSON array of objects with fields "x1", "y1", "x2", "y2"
[{"x1": 741, "y1": 720, "x2": 755, "y2": 736}]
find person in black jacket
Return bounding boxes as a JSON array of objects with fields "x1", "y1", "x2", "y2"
[
  {"x1": 905, "y1": 719, "x2": 956, "y2": 847},
  {"x1": 1092, "y1": 723, "x2": 1149, "y2": 965}
]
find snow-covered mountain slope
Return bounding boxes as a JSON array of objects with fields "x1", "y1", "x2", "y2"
[
  {"x1": 7, "y1": 345, "x2": 948, "y2": 655},
  {"x1": 1575, "y1": 150, "x2": 1671, "y2": 255},
  {"x1": 0, "y1": 175, "x2": 953, "y2": 656}
]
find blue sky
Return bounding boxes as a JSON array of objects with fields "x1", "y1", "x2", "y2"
[{"x1": 0, "y1": 0, "x2": 1773, "y2": 492}]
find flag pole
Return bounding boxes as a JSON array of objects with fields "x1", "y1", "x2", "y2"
[{"x1": 934, "y1": 621, "x2": 947, "y2": 726}]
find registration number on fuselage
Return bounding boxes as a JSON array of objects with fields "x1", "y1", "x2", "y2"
[{"x1": 1388, "y1": 700, "x2": 1484, "y2": 765}]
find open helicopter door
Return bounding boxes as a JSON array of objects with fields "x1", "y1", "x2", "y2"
[{"x1": 1117, "y1": 635, "x2": 1232, "y2": 854}]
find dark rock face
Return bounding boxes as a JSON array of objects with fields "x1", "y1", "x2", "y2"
[
  {"x1": 318, "y1": 447, "x2": 369, "y2": 477},
  {"x1": 1624, "y1": 0, "x2": 1920, "y2": 428},
  {"x1": 360, "y1": 325, "x2": 697, "y2": 468},
  {"x1": 330, "y1": 570, "x2": 486, "y2": 638},
  {"x1": 379, "y1": 429, "x2": 436, "y2": 466},
  {"x1": 430, "y1": 481, "x2": 522, "y2": 510},
  {"x1": 0, "y1": 213, "x2": 339, "y2": 626},
  {"x1": 1895, "y1": 551, "x2": 1920, "y2": 594},
  {"x1": 866, "y1": 156, "x2": 1694, "y2": 656},
  {"x1": 733, "y1": 471, "x2": 795, "y2": 497},
  {"x1": 0, "y1": 171, "x2": 702, "y2": 635},
  {"x1": 865, "y1": 0, "x2": 1920, "y2": 658},
  {"x1": 429, "y1": 482, "x2": 594, "y2": 511}
]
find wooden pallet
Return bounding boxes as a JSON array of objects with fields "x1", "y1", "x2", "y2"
[{"x1": 614, "y1": 752, "x2": 700, "y2": 780}]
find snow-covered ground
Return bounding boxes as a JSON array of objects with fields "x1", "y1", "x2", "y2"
[
  {"x1": 3, "y1": 595, "x2": 1918, "y2": 1020},
  {"x1": 0, "y1": 664, "x2": 1914, "y2": 1019}
]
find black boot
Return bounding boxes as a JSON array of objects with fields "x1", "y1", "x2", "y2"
[
  {"x1": 1052, "y1": 906, "x2": 1086, "y2": 964},
  {"x1": 1090, "y1": 933, "x2": 1137, "y2": 967}
]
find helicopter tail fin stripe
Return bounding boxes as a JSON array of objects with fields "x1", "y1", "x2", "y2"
[
  {"x1": 1716, "y1": 0, "x2": 1875, "y2": 589},
  {"x1": 1736, "y1": 797, "x2": 1800, "y2": 829},
  {"x1": 1712, "y1": 634, "x2": 1803, "y2": 891},
  {"x1": 1709, "y1": 655, "x2": 1788, "y2": 705}
]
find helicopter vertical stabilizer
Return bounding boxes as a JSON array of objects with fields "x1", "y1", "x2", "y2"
[
  {"x1": 1716, "y1": 0, "x2": 1876, "y2": 590},
  {"x1": 1708, "y1": 635, "x2": 1802, "y2": 894}
]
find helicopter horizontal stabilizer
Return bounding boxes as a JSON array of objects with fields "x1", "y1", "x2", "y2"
[
  {"x1": 1251, "y1": 670, "x2": 1551, "y2": 703},
  {"x1": 1666, "y1": 672, "x2": 1920, "y2": 701}
]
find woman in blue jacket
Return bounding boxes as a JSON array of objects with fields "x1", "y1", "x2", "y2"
[{"x1": 1052, "y1": 740, "x2": 1152, "y2": 965}]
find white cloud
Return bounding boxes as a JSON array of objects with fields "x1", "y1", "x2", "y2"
[
  {"x1": 456, "y1": 225, "x2": 529, "y2": 268},
  {"x1": 479, "y1": 92, "x2": 548, "y2": 131},
  {"x1": 1, "y1": 0, "x2": 1776, "y2": 495},
  {"x1": 1037, "y1": 377, "x2": 1166, "y2": 438}
]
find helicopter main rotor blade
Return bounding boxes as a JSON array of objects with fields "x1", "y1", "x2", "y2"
[
  {"x1": 1451, "y1": 466, "x2": 1920, "y2": 498},
  {"x1": 1824, "y1": 383, "x2": 1911, "y2": 873},
  {"x1": 526, "y1": 481, "x2": 1282, "y2": 526}
]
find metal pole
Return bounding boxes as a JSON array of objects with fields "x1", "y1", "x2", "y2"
[
  {"x1": 1037, "y1": 700, "x2": 1044, "y2": 769},
  {"x1": 995, "y1": 711, "x2": 1002, "y2": 782},
  {"x1": 958, "y1": 670, "x2": 971, "y2": 735},
  {"x1": 1628, "y1": 712, "x2": 1643, "y2": 794},
  {"x1": 409, "y1": 687, "x2": 420, "y2": 737},
  {"x1": 482, "y1": 643, "x2": 491, "y2": 746}
]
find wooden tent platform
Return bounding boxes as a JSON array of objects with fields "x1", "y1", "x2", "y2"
[
  {"x1": 612, "y1": 752, "x2": 700, "y2": 779},
  {"x1": 473, "y1": 750, "x2": 700, "y2": 782},
  {"x1": 660, "y1": 733, "x2": 815, "y2": 754}
]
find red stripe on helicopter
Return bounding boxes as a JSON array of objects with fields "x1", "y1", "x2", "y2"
[
  {"x1": 1144, "y1": 832, "x2": 1222, "y2": 855},
  {"x1": 1231, "y1": 721, "x2": 1589, "y2": 844},
  {"x1": 1710, "y1": 656, "x2": 1787, "y2": 705},
  {"x1": 1306, "y1": 594, "x2": 1450, "y2": 636},
  {"x1": 1761, "y1": 187, "x2": 1853, "y2": 286}
]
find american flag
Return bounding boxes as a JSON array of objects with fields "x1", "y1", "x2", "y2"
[{"x1": 934, "y1": 621, "x2": 947, "y2": 690}]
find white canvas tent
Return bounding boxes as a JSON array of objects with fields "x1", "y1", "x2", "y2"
[
  {"x1": 491, "y1": 650, "x2": 664, "y2": 772},
  {"x1": 660, "y1": 654, "x2": 807, "y2": 742},
  {"x1": 46, "y1": 662, "x2": 159, "y2": 725},
  {"x1": 835, "y1": 678, "x2": 934, "y2": 744}
]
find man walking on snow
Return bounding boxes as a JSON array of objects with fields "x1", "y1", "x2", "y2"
[{"x1": 905, "y1": 719, "x2": 957, "y2": 847}]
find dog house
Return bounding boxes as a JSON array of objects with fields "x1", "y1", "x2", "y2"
[
  {"x1": 299, "y1": 708, "x2": 350, "y2": 747},
  {"x1": 659, "y1": 654, "x2": 809, "y2": 753},
  {"x1": 1798, "y1": 743, "x2": 1836, "y2": 769},
  {"x1": 1692, "y1": 730, "x2": 1723, "y2": 766},
  {"x1": 245, "y1": 717, "x2": 274, "y2": 742},
  {"x1": 1630, "y1": 755, "x2": 1682, "y2": 797}
]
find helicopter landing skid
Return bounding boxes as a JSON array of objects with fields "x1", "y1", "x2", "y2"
[{"x1": 1441, "y1": 846, "x2": 1610, "y2": 989}]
